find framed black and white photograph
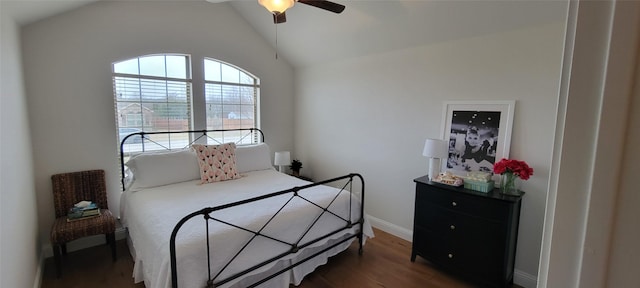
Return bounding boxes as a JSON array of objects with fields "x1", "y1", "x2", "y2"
[{"x1": 440, "y1": 101, "x2": 515, "y2": 180}]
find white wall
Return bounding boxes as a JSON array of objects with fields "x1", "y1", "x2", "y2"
[
  {"x1": 606, "y1": 39, "x2": 640, "y2": 287},
  {"x1": 539, "y1": 1, "x2": 640, "y2": 287},
  {"x1": 0, "y1": 7, "x2": 40, "y2": 288},
  {"x1": 295, "y1": 22, "x2": 566, "y2": 286},
  {"x1": 20, "y1": 1, "x2": 295, "y2": 255}
]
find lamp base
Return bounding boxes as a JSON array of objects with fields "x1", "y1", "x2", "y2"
[{"x1": 428, "y1": 158, "x2": 441, "y2": 181}]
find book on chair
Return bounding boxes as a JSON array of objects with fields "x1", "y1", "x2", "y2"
[{"x1": 67, "y1": 202, "x2": 101, "y2": 221}]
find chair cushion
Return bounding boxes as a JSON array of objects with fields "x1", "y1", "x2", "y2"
[{"x1": 50, "y1": 209, "x2": 116, "y2": 244}]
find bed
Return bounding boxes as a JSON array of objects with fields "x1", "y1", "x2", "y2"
[{"x1": 119, "y1": 129, "x2": 374, "y2": 288}]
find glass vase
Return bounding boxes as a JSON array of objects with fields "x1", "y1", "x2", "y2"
[{"x1": 500, "y1": 172, "x2": 520, "y2": 195}]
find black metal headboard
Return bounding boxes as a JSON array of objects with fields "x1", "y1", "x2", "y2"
[{"x1": 119, "y1": 128, "x2": 265, "y2": 190}]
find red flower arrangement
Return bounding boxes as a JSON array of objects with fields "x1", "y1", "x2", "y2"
[{"x1": 493, "y1": 158, "x2": 534, "y2": 180}]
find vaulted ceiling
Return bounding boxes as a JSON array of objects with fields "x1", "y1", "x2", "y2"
[
  {"x1": 3, "y1": 0, "x2": 567, "y2": 68},
  {"x1": 229, "y1": 0, "x2": 567, "y2": 67},
  {"x1": 2, "y1": 0, "x2": 99, "y2": 25}
]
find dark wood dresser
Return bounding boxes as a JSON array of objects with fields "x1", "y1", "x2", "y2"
[{"x1": 411, "y1": 175, "x2": 523, "y2": 288}]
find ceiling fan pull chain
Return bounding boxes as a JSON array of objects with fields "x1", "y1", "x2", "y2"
[{"x1": 275, "y1": 23, "x2": 279, "y2": 60}]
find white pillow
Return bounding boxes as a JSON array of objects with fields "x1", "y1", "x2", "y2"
[
  {"x1": 235, "y1": 143, "x2": 274, "y2": 173},
  {"x1": 126, "y1": 149, "x2": 200, "y2": 190}
]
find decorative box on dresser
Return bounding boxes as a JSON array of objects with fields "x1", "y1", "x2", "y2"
[{"x1": 411, "y1": 175, "x2": 524, "y2": 288}]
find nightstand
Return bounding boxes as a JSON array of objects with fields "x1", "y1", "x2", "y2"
[{"x1": 411, "y1": 175, "x2": 523, "y2": 288}]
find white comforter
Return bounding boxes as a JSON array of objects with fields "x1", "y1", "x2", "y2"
[{"x1": 121, "y1": 169, "x2": 373, "y2": 288}]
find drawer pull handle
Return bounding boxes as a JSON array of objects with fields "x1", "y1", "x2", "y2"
[
  {"x1": 451, "y1": 201, "x2": 457, "y2": 207},
  {"x1": 448, "y1": 253, "x2": 454, "y2": 259},
  {"x1": 450, "y1": 225, "x2": 455, "y2": 230}
]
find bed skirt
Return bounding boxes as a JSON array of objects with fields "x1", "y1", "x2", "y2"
[{"x1": 127, "y1": 230, "x2": 365, "y2": 288}]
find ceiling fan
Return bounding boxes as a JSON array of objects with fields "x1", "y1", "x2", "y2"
[{"x1": 208, "y1": 0, "x2": 345, "y2": 24}]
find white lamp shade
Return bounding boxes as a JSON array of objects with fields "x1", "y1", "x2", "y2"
[
  {"x1": 258, "y1": 0, "x2": 294, "y2": 14},
  {"x1": 274, "y1": 151, "x2": 291, "y2": 166},
  {"x1": 423, "y1": 139, "x2": 447, "y2": 181},
  {"x1": 422, "y1": 139, "x2": 448, "y2": 158}
]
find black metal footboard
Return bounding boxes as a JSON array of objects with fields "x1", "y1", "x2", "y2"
[{"x1": 169, "y1": 173, "x2": 365, "y2": 288}]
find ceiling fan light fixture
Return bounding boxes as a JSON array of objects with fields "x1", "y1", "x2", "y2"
[{"x1": 258, "y1": 0, "x2": 295, "y2": 14}]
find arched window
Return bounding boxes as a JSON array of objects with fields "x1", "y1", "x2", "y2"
[
  {"x1": 112, "y1": 54, "x2": 260, "y2": 152},
  {"x1": 204, "y1": 58, "x2": 260, "y2": 143},
  {"x1": 113, "y1": 54, "x2": 192, "y2": 149}
]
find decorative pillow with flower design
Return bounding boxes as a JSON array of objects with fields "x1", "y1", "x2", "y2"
[{"x1": 192, "y1": 143, "x2": 240, "y2": 184}]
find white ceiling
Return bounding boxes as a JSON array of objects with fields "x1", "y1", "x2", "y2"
[
  {"x1": 3, "y1": 0, "x2": 568, "y2": 68},
  {"x1": 2, "y1": 0, "x2": 99, "y2": 25},
  {"x1": 230, "y1": 0, "x2": 568, "y2": 67}
]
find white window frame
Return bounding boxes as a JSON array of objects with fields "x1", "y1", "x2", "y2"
[
  {"x1": 112, "y1": 54, "x2": 261, "y2": 153},
  {"x1": 112, "y1": 54, "x2": 193, "y2": 153},
  {"x1": 203, "y1": 58, "x2": 260, "y2": 144}
]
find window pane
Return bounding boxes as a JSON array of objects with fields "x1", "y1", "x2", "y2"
[
  {"x1": 114, "y1": 77, "x2": 141, "y2": 100},
  {"x1": 169, "y1": 103, "x2": 190, "y2": 120},
  {"x1": 140, "y1": 79, "x2": 168, "y2": 102},
  {"x1": 239, "y1": 87, "x2": 255, "y2": 105},
  {"x1": 113, "y1": 54, "x2": 193, "y2": 154},
  {"x1": 205, "y1": 83, "x2": 223, "y2": 104},
  {"x1": 139, "y1": 55, "x2": 166, "y2": 77},
  {"x1": 171, "y1": 81, "x2": 190, "y2": 102},
  {"x1": 203, "y1": 58, "x2": 259, "y2": 142},
  {"x1": 239, "y1": 71, "x2": 254, "y2": 85},
  {"x1": 204, "y1": 59, "x2": 221, "y2": 82},
  {"x1": 166, "y1": 55, "x2": 188, "y2": 79},
  {"x1": 117, "y1": 102, "x2": 142, "y2": 127},
  {"x1": 151, "y1": 103, "x2": 169, "y2": 130},
  {"x1": 206, "y1": 105, "x2": 223, "y2": 130},
  {"x1": 114, "y1": 58, "x2": 139, "y2": 74},
  {"x1": 223, "y1": 104, "x2": 240, "y2": 119},
  {"x1": 239, "y1": 104, "x2": 255, "y2": 120},
  {"x1": 221, "y1": 63, "x2": 239, "y2": 83}
]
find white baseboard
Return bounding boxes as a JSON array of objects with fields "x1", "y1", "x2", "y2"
[
  {"x1": 366, "y1": 215, "x2": 413, "y2": 242},
  {"x1": 366, "y1": 215, "x2": 538, "y2": 288},
  {"x1": 33, "y1": 253, "x2": 44, "y2": 288},
  {"x1": 41, "y1": 227, "x2": 127, "y2": 258},
  {"x1": 514, "y1": 269, "x2": 538, "y2": 288}
]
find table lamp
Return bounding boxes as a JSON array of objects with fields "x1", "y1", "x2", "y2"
[
  {"x1": 274, "y1": 151, "x2": 291, "y2": 173},
  {"x1": 422, "y1": 139, "x2": 448, "y2": 181}
]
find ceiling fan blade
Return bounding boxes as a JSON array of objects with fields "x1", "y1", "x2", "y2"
[
  {"x1": 273, "y1": 12, "x2": 287, "y2": 24},
  {"x1": 205, "y1": 0, "x2": 231, "y2": 3},
  {"x1": 297, "y1": 0, "x2": 345, "y2": 14}
]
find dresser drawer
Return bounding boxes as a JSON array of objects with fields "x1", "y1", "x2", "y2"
[
  {"x1": 415, "y1": 203, "x2": 504, "y2": 241},
  {"x1": 414, "y1": 225, "x2": 505, "y2": 286},
  {"x1": 413, "y1": 226, "x2": 496, "y2": 267},
  {"x1": 416, "y1": 184, "x2": 509, "y2": 221}
]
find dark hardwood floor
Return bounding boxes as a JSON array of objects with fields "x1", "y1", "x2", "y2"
[
  {"x1": 41, "y1": 239, "x2": 143, "y2": 288},
  {"x1": 295, "y1": 229, "x2": 477, "y2": 288},
  {"x1": 41, "y1": 229, "x2": 520, "y2": 287}
]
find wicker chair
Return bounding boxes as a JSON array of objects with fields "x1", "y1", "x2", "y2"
[{"x1": 50, "y1": 169, "x2": 116, "y2": 277}]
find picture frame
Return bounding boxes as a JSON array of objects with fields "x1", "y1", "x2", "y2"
[{"x1": 440, "y1": 100, "x2": 515, "y2": 182}]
